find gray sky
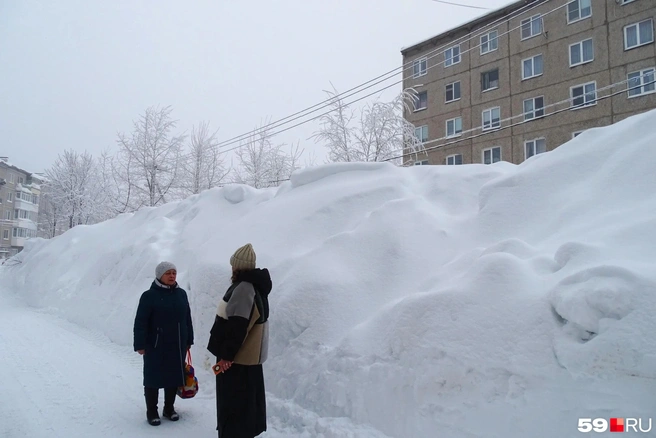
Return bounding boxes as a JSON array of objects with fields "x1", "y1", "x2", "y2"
[{"x1": 0, "y1": 0, "x2": 510, "y2": 174}]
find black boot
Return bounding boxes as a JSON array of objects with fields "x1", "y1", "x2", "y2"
[
  {"x1": 163, "y1": 387, "x2": 179, "y2": 421},
  {"x1": 144, "y1": 387, "x2": 161, "y2": 425}
]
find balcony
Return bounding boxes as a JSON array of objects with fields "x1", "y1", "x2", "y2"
[
  {"x1": 11, "y1": 236, "x2": 25, "y2": 247},
  {"x1": 16, "y1": 218, "x2": 37, "y2": 231},
  {"x1": 13, "y1": 197, "x2": 38, "y2": 213}
]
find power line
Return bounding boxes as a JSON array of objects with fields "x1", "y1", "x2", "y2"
[
  {"x1": 185, "y1": 0, "x2": 563, "y2": 160},
  {"x1": 212, "y1": 75, "x2": 655, "y2": 185},
  {"x1": 386, "y1": 73, "x2": 656, "y2": 163},
  {"x1": 430, "y1": 0, "x2": 490, "y2": 10},
  {"x1": 197, "y1": 0, "x2": 553, "y2": 154}
]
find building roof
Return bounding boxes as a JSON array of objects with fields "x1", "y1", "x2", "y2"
[
  {"x1": 400, "y1": 0, "x2": 531, "y2": 55},
  {"x1": 0, "y1": 158, "x2": 40, "y2": 180}
]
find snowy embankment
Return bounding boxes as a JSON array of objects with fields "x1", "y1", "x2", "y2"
[{"x1": 2, "y1": 109, "x2": 656, "y2": 437}]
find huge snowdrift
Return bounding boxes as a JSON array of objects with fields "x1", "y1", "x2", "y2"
[{"x1": 3, "y1": 109, "x2": 656, "y2": 437}]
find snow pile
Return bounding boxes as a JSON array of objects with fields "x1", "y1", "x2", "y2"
[{"x1": 3, "y1": 109, "x2": 656, "y2": 437}]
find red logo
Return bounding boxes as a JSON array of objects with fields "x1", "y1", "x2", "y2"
[{"x1": 610, "y1": 418, "x2": 624, "y2": 433}]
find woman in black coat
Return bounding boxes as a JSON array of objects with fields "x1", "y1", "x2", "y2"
[
  {"x1": 208, "y1": 243, "x2": 271, "y2": 438},
  {"x1": 133, "y1": 261, "x2": 194, "y2": 426}
]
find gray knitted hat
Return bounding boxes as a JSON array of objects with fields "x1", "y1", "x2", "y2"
[
  {"x1": 230, "y1": 243, "x2": 256, "y2": 270},
  {"x1": 155, "y1": 261, "x2": 177, "y2": 280}
]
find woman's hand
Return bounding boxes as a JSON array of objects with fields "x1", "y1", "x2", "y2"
[
  {"x1": 137, "y1": 349, "x2": 145, "y2": 355},
  {"x1": 213, "y1": 359, "x2": 233, "y2": 374}
]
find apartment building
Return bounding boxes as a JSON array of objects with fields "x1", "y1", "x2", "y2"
[
  {"x1": 0, "y1": 158, "x2": 41, "y2": 259},
  {"x1": 402, "y1": 0, "x2": 656, "y2": 166}
]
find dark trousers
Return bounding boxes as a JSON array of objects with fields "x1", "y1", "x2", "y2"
[{"x1": 144, "y1": 386, "x2": 177, "y2": 414}]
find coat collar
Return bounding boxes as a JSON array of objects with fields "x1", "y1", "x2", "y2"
[{"x1": 154, "y1": 278, "x2": 177, "y2": 290}]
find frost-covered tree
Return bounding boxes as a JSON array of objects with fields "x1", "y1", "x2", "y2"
[
  {"x1": 312, "y1": 86, "x2": 422, "y2": 164},
  {"x1": 43, "y1": 149, "x2": 106, "y2": 231},
  {"x1": 180, "y1": 121, "x2": 230, "y2": 195},
  {"x1": 233, "y1": 122, "x2": 303, "y2": 188},
  {"x1": 114, "y1": 105, "x2": 185, "y2": 209}
]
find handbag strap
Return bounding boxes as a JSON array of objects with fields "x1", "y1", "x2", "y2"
[{"x1": 186, "y1": 349, "x2": 192, "y2": 366}]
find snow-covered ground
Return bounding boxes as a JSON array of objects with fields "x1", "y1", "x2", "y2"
[{"x1": 2, "y1": 109, "x2": 656, "y2": 437}]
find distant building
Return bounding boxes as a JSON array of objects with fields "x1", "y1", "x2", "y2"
[
  {"x1": 0, "y1": 158, "x2": 42, "y2": 259},
  {"x1": 402, "y1": 0, "x2": 656, "y2": 165}
]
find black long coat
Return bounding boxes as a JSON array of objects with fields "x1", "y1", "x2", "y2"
[
  {"x1": 208, "y1": 268, "x2": 272, "y2": 437},
  {"x1": 133, "y1": 280, "x2": 194, "y2": 388}
]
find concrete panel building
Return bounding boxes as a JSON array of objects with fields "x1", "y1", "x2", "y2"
[
  {"x1": 0, "y1": 158, "x2": 42, "y2": 259},
  {"x1": 401, "y1": 0, "x2": 655, "y2": 165}
]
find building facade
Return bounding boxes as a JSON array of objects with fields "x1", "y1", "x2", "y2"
[
  {"x1": 402, "y1": 0, "x2": 656, "y2": 166},
  {"x1": 0, "y1": 158, "x2": 41, "y2": 259}
]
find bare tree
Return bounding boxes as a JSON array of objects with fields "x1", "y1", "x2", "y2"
[
  {"x1": 233, "y1": 122, "x2": 304, "y2": 188},
  {"x1": 181, "y1": 121, "x2": 230, "y2": 195},
  {"x1": 311, "y1": 86, "x2": 422, "y2": 164},
  {"x1": 115, "y1": 105, "x2": 185, "y2": 208},
  {"x1": 37, "y1": 183, "x2": 63, "y2": 239},
  {"x1": 311, "y1": 84, "x2": 355, "y2": 163}
]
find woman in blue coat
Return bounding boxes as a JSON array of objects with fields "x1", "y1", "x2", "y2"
[{"x1": 133, "y1": 261, "x2": 194, "y2": 426}]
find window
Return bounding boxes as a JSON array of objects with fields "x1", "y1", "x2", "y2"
[
  {"x1": 523, "y1": 96, "x2": 545, "y2": 120},
  {"x1": 446, "y1": 154, "x2": 463, "y2": 165},
  {"x1": 627, "y1": 68, "x2": 656, "y2": 97},
  {"x1": 569, "y1": 39, "x2": 594, "y2": 66},
  {"x1": 446, "y1": 117, "x2": 463, "y2": 137},
  {"x1": 480, "y1": 30, "x2": 498, "y2": 54},
  {"x1": 3, "y1": 230, "x2": 8, "y2": 239},
  {"x1": 482, "y1": 107, "x2": 501, "y2": 130},
  {"x1": 624, "y1": 19, "x2": 654, "y2": 50},
  {"x1": 7, "y1": 193, "x2": 13, "y2": 202},
  {"x1": 414, "y1": 160, "x2": 429, "y2": 165},
  {"x1": 571, "y1": 82, "x2": 597, "y2": 108},
  {"x1": 14, "y1": 209, "x2": 31, "y2": 220},
  {"x1": 572, "y1": 131, "x2": 584, "y2": 138},
  {"x1": 522, "y1": 54, "x2": 543, "y2": 79},
  {"x1": 481, "y1": 69, "x2": 499, "y2": 91},
  {"x1": 414, "y1": 91, "x2": 428, "y2": 111},
  {"x1": 525, "y1": 138, "x2": 547, "y2": 159},
  {"x1": 414, "y1": 125, "x2": 428, "y2": 142},
  {"x1": 445, "y1": 45, "x2": 461, "y2": 67},
  {"x1": 446, "y1": 81, "x2": 461, "y2": 102},
  {"x1": 567, "y1": 0, "x2": 591, "y2": 24},
  {"x1": 482, "y1": 147, "x2": 501, "y2": 164},
  {"x1": 11, "y1": 227, "x2": 33, "y2": 238},
  {"x1": 8, "y1": 174, "x2": 14, "y2": 184},
  {"x1": 521, "y1": 15, "x2": 542, "y2": 40},
  {"x1": 413, "y1": 57, "x2": 427, "y2": 78},
  {"x1": 4, "y1": 211, "x2": 11, "y2": 220},
  {"x1": 18, "y1": 177, "x2": 24, "y2": 185},
  {"x1": 621, "y1": 0, "x2": 636, "y2": 4}
]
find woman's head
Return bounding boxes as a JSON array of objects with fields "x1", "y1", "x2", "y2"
[
  {"x1": 230, "y1": 243, "x2": 256, "y2": 272},
  {"x1": 156, "y1": 261, "x2": 177, "y2": 286}
]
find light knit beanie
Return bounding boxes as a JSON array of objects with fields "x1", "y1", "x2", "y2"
[
  {"x1": 230, "y1": 243, "x2": 256, "y2": 270},
  {"x1": 155, "y1": 261, "x2": 177, "y2": 280}
]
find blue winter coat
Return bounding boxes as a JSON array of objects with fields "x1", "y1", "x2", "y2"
[{"x1": 133, "y1": 280, "x2": 194, "y2": 388}]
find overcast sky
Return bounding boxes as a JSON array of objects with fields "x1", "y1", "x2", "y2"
[{"x1": 0, "y1": 0, "x2": 510, "y2": 173}]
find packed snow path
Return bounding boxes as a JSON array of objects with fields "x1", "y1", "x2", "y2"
[{"x1": 0, "y1": 291, "x2": 391, "y2": 438}]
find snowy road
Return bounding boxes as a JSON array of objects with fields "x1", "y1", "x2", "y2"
[{"x1": 0, "y1": 291, "x2": 391, "y2": 438}]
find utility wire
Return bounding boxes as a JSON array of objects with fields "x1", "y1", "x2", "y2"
[
  {"x1": 386, "y1": 74, "x2": 656, "y2": 163},
  {"x1": 431, "y1": 0, "x2": 490, "y2": 10},
  {"x1": 184, "y1": 0, "x2": 564, "y2": 160},
  {"x1": 217, "y1": 75, "x2": 656, "y2": 185},
  {"x1": 177, "y1": 0, "x2": 553, "y2": 159}
]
